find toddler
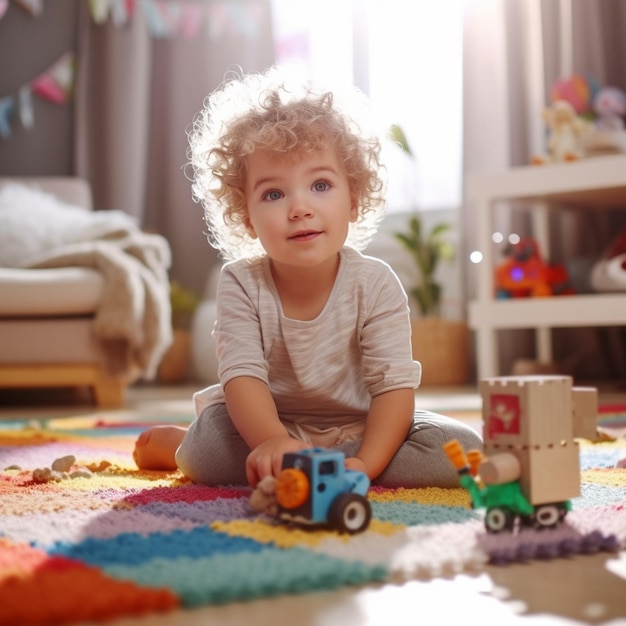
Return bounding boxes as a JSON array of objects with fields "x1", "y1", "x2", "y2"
[{"x1": 133, "y1": 67, "x2": 481, "y2": 488}]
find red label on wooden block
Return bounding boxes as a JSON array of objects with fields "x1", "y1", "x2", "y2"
[{"x1": 487, "y1": 394, "x2": 521, "y2": 437}]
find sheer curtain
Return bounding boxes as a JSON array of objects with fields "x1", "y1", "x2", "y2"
[
  {"x1": 462, "y1": 0, "x2": 626, "y2": 381},
  {"x1": 271, "y1": 0, "x2": 464, "y2": 214},
  {"x1": 74, "y1": 0, "x2": 275, "y2": 296}
]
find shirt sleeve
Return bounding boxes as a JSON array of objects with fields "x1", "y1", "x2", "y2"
[
  {"x1": 358, "y1": 261, "x2": 422, "y2": 396},
  {"x1": 213, "y1": 261, "x2": 270, "y2": 388}
]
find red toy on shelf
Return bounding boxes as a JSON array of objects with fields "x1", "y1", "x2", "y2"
[{"x1": 494, "y1": 237, "x2": 573, "y2": 298}]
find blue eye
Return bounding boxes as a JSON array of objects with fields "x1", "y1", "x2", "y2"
[
  {"x1": 313, "y1": 180, "x2": 330, "y2": 192},
  {"x1": 263, "y1": 189, "x2": 283, "y2": 201}
]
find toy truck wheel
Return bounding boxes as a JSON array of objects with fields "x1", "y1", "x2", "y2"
[
  {"x1": 484, "y1": 507, "x2": 515, "y2": 533},
  {"x1": 328, "y1": 493, "x2": 372, "y2": 534},
  {"x1": 276, "y1": 468, "x2": 310, "y2": 509},
  {"x1": 532, "y1": 503, "x2": 563, "y2": 529}
]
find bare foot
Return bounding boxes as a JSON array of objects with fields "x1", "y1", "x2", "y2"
[{"x1": 133, "y1": 425, "x2": 187, "y2": 470}]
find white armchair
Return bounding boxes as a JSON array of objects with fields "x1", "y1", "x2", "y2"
[{"x1": 0, "y1": 177, "x2": 172, "y2": 406}]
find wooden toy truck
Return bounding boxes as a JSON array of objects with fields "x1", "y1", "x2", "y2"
[{"x1": 444, "y1": 375, "x2": 597, "y2": 532}]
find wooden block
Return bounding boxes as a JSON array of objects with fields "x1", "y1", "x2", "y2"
[
  {"x1": 572, "y1": 386, "x2": 599, "y2": 441},
  {"x1": 518, "y1": 443, "x2": 581, "y2": 505},
  {"x1": 478, "y1": 452, "x2": 521, "y2": 484},
  {"x1": 481, "y1": 375, "x2": 574, "y2": 447}
]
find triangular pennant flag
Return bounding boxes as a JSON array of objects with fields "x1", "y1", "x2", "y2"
[
  {"x1": 89, "y1": 0, "x2": 112, "y2": 24},
  {"x1": 229, "y1": 0, "x2": 262, "y2": 39},
  {"x1": 31, "y1": 52, "x2": 75, "y2": 104},
  {"x1": 18, "y1": 85, "x2": 34, "y2": 129},
  {"x1": 208, "y1": 0, "x2": 261, "y2": 40},
  {"x1": 141, "y1": 0, "x2": 170, "y2": 38},
  {"x1": 0, "y1": 95, "x2": 16, "y2": 138},
  {"x1": 180, "y1": 3, "x2": 204, "y2": 39},
  {"x1": 207, "y1": 1, "x2": 229, "y2": 39},
  {"x1": 110, "y1": 0, "x2": 128, "y2": 26},
  {"x1": 0, "y1": 0, "x2": 9, "y2": 21},
  {"x1": 13, "y1": 0, "x2": 44, "y2": 16}
]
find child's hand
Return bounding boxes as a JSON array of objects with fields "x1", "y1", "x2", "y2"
[
  {"x1": 246, "y1": 436, "x2": 309, "y2": 488},
  {"x1": 345, "y1": 456, "x2": 368, "y2": 476}
]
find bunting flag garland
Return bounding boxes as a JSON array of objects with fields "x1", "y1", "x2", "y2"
[
  {"x1": 89, "y1": 0, "x2": 136, "y2": 26},
  {"x1": 31, "y1": 51, "x2": 75, "y2": 104},
  {"x1": 0, "y1": 1, "x2": 263, "y2": 38},
  {"x1": 0, "y1": 0, "x2": 44, "y2": 22},
  {"x1": 0, "y1": 52, "x2": 75, "y2": 139},
  {"x1": 13, "y1": 0, "x2": 43, "y2": 16},
  {"x1": 87, "y1": 0, "x2": 263, "y2": 40},
  {"x1": 0, "y1": 97, "x2": 15, "y2": 139},
  {"x1": 18, "y1": 86, "x2": 34, "y2": 129}
]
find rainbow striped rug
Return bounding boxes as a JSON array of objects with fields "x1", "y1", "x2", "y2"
[{"x1": 1, "y1": 413, "x2": 625, "y2": 625}]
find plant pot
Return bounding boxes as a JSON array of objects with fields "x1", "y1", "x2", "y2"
[
  {"x1": 157, "y1": 329, "x2": 191, "y2": 383},
  {"x1": 410, "y1": 318, "x2": 469, "y2": 387}
]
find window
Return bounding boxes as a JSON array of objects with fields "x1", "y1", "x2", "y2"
[{"x1": 271, "y1": 0, "x2": 463, "y2": 212}]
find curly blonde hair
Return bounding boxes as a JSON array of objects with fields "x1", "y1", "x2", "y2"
[{"x1": 187, "y1": 67, "x2": 387, "y2": 261}]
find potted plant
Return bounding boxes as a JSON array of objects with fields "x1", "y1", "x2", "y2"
[
  {"x1": 390, "y1": 125, "x2": 469, "y2": 386},
  {"x1": 157, "y1": 280, "x2": 201, "y2": 383}
]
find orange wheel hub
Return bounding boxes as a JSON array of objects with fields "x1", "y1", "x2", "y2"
[{"x1": 276, "y1": 468, "x2": 310, "y2": 509}]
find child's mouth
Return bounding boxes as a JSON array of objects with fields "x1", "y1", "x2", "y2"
[{"x1": 289, "y1": 231, "x2": 320, "y2": 241}]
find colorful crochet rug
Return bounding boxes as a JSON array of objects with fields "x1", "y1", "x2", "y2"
[{"x1": 1, "y1": 410, "x2": 625, "y2": 626}]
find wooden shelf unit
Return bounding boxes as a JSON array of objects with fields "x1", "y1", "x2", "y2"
[{"x1": 467, "y1": 154, "x2": 626, "y2": 379}]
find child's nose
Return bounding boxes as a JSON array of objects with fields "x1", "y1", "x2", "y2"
[{"x1": 288, "y1": 195, "x2": 313, "y2": 219}]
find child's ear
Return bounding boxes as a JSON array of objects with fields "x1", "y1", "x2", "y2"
[
  {"x1": 244, "y1": 214, "x2": 258, "y2": 239},
  {"x1": 349, "y1": 198, "x2": 359, "y2": 223}
]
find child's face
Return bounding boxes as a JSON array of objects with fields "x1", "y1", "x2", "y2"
[{"x1": 243, "y1": 144, "x2": 357, "y2": 269}]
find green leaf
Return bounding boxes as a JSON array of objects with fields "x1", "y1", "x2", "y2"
[
  {"x1": 393, "y1": 213, "x2": 455, "y2": 317},
  {"x1": 388, "y1": 124, "x2": 413, "y2": 156}
]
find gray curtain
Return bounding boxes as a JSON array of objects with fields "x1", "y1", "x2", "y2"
[
  {"x1": 73, "y1": 1, "x2": 275, "y2": 296},
  {"x1": 463, "y1": 0, "x2": 626, "y2": 382}
]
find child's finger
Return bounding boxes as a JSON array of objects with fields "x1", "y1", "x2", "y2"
[
  {"x1": 246, "y1": 463, "x2": 259, "y2": 488},
  {"x1": 251, "y1": 454, "x2": 273, "y2": 487},
  {"x1": 272, "y1": 453, "x2": 285, "y2": 478}
]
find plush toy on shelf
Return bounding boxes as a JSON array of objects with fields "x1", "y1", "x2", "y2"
[
  {"x1": 590, "y1": 227, "x2": 626, "y2": 293},
  {"x1": 494, "y1": 237, "x2": 574, "y2": 299},
  {"x1": 592, "y1": 86, "x2": 626, "y2": 131},
  {"x1": 582, "y1": 86, "x2": 626, "y2": 156},
  {"x1": 532, "y1": 99, "x2": 590, "y2": 164}
]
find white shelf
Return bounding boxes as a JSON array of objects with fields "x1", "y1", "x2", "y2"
[
  {"x1": 467, "y1": 154, "x2": 626, "y2": 379},
  {"x1": 467, "y1": 154, "x2": 626, "y2": 209},
  {"x1": 469, "y1": 294, "x2": 626, "y2": 329}
]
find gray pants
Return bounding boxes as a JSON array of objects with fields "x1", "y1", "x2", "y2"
[{"x1": 175, "y1": 404, "x2": 483, "y2": 488}]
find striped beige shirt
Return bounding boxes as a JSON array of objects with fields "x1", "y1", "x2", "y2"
[{"x1": 193, "y1": 246, "x2": 421, "y2": 445}]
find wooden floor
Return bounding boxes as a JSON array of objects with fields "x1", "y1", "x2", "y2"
[{"x1": 1, "y1": 382, "x2": 626, "y2": 626}]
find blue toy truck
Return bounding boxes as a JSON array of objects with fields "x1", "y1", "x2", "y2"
[{"x1": 275, "y1": 448, "x2": 372, "y2": 534}]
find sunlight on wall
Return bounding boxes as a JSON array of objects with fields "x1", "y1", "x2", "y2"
[
  {"x1": 271, "y1": 0, "x2": 463, "y2": 212},
  {"x1": 366, "y1": 0, "x2": 463, "y2": 211}
]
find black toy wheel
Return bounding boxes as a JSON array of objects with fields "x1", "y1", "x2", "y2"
[
  {"x1": 533, "y1": 503, "x2": 563, "y2": 529},
  {"x1": 485, "y1": 507, "x2": 515, "y2": 533},
  {"x1": 328, "y1": 493, "x2": 372, "y2": 534}
]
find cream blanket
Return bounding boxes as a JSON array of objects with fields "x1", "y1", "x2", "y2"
[
  {"x1": 0, "y1": 182, "x2": 172, "y2": 380},
  {"x1": 19, "y1": 230, "x2": 173, "y2": 380}
]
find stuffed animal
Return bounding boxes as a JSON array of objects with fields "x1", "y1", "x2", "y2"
[
  {"x1": 592, "y1": 86, "x2": 626, "y2": 131},
  {"x1": 550, "y1": 74, "x2": 592, "y2": 115},
  {"x1": 533, "y1": 99, "x2": 589, "y2": 164},
  {"x1": 494, "y1": 237, "x2": 573, "y2": 298},
  {"x1": 590, "y1": 227, "x2": 626, "y2": 293}
]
